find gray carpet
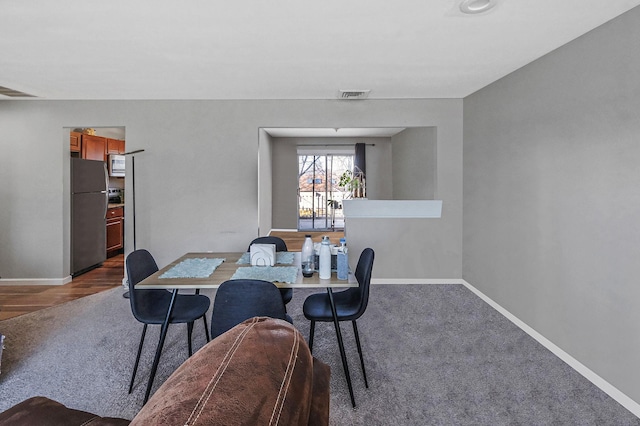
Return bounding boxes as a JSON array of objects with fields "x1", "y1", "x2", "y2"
[{"x1": 0, "y1": 284, "x2": 638, "y2": 425}]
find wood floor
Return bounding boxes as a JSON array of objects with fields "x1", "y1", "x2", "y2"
[
  {"x1": 0, "y1": 231, "x2": 343, "y2": 322},
  {"x1": 0, "y1": 254, "x2": 124, "y2": 321}
]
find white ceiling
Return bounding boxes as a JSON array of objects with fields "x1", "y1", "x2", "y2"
[{"x1": 1, "y1": 0, "x2": 639, "y2": 100}]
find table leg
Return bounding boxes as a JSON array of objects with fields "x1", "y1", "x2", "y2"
[
  {"x1": 327, "y1": 288, "x2": 356, "y2": 408},
  {"x1": 143, "y1": 289, "x2": 178, "y2": 404}
]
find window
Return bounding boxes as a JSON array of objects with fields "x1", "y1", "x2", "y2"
[{"x1": 298, "y1": 152, "x2": 353, "y2": 230}]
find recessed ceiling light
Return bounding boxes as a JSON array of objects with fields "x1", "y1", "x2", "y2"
[{"x1": 459, "y1": 0, "x2": 496, "y2": 14}]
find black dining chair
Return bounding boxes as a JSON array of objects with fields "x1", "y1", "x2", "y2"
[
  {"x1": 126, "y1": 249, "x2": 211, "y2": 403},
  {"x1": 210, "y1": 279, "x2": 292, "y2": 339},
  {"x1": 247, "y1": 236, "x2": 293, "y2": 306},
  {"x1": 302, "y1": 247, "x2": 374, "y2": 406}
]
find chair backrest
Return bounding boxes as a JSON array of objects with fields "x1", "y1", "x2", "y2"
[
  {"x1": 247, "y1": 236, "x2": 288, "y2": 252},
  {"x1": 210, "y1": 279, "x2": 288, "y2": 339},
  {"x1": 352, "y1": 247, "x2": 375, "y2": 319},
  {"x1": 126, "y1": 249, "x2": 168, "y2": 322},
  {"x1": 126, "y1": 249, "x2": 159, "y2": 286}
]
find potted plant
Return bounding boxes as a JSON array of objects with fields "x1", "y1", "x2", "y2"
[{"x1": 338, "y1": 168, "x2": 366, "y2": 198}]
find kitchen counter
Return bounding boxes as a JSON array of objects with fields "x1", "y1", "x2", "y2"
[{"x1": 108, "y1": 203, "x2": 125, "y2": 209}]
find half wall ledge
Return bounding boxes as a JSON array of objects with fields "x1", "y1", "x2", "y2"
[{"x1": 343, "y1": 199, "x2": 443, "y2": 218}]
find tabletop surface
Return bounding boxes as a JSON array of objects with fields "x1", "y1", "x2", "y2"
[{"x1": 137, "y1": 251, "x2": 357, "y2": 290}]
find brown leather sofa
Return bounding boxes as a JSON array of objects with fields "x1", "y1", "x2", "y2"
[{"x1": 0, "y1": 317, "x2": 330, "y2": 426}]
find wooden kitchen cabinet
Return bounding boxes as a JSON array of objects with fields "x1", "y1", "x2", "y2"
[
  {"x1": 106, "y1": 138, "x2": 125, "y2": 155},
  {"x1": 82, "y1": 134, "x2": 107, "y2": 161},
  {"x1": 106, "y1": 206, "x2": 124, "y2": 255},
  {"x1": 70, "y1": 131, "x2": 82, "y2": 153},
  {"x1": 76, "y1": 134, "x2": 125, "y2": 160}
]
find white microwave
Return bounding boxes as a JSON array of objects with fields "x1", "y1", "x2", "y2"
[{"x1": 108, "y1": 154, "x2": 125, "y2": 177}]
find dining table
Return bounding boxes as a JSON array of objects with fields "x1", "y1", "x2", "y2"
[{"x1": 137, "y1": 251, "x2": 360, "y2": 407}]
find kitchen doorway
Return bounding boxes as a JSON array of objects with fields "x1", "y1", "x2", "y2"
[{"x1": 68, "y1": 127, "x2": 125, "y2": 278}]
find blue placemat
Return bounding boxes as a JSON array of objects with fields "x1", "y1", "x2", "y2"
[
  {"x1": 230, "y1": 266, "x2": 298, "y2": 283},
  {"x1": 159, "y1": 258, "x2": 225, "y2": 279},
  {"x1": 236, "y1": 252, "x2": 295, "y2": 265}
]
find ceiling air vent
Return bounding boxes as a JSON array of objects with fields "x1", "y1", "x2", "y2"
[
  {"x1": 0, "y1": 86, "x2": 36, "y2": 98},
  {"x1": 338, "y1": 90, "x2": 370, "y2": 100}
]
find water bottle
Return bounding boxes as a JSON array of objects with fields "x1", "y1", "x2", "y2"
[
  {"x1": 319, "y1": 236, "x2": 331, "y2": 279},
  {"x1": 301, "y1": 235, "x2": 315, "y2": 276},
  {"x1": 337, "y1": 238, "x2": 348, "y2": 280}
]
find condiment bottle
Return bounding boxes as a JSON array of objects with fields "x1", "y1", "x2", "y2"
[
  {"x1": 319, "y1": 236, "x2": 331, "y2": 279},
  {"x1": 337, "y1": 238, "x2": 348, "y2": 280},
  {"x1": 301, "y1": 235, "x2": 314, "y2": 269}
]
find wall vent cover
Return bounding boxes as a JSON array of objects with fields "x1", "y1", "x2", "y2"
[
  {"x1": 338, "y1": 90, "x2": 370, "y2": 100},
  {"x1": 0, "y1": 86, "x2": 36, "y2": 97}
]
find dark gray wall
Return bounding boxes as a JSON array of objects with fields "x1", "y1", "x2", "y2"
[{"x1": 464, "y1": 6, "x2": 640, "y2": 402}]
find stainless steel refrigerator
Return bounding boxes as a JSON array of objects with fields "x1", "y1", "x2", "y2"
[{"x1": 71, "y1": 158, "x2": 108, "y2": 275}]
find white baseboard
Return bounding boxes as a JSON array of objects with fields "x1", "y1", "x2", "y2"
[
  {"x1": 371, "y1": 278, "x2": 465, "y2": 285},
  {"x1": 461, "y1": 279, "x2": 640, "y2": 418},
  {"x1": 0, "y1": 276, "x2": 72, "y2": 286}
]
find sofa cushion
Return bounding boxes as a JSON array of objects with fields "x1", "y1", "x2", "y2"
[
  {"x1": 131, "y1": 317, "x2": 329, "y2": 426},
  {"x1": 309, "y1": 358, "x2": 331, "y2": 426},
  {"x1": 0, "y1": 396, "x2": 130, "y2": 426}
]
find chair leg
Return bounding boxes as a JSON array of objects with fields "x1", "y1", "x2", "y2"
[
  {"x1": 203, "y1": 315, "x2": 210, "y2": 342},
  {"x1": 144, "y1": 290, "x2": 178, "y2": 404},
  {"x1": 129, "y1": 324, "x2": 147, "y2": 394},
  {"x1": 327, "y1": 289, "x2": 356, "y2": 407},
  {"x1": 308, "y1": 320, "x2": 316, "y2": 352},
  {"x1": 144, "y1": 324, "x2": 169, "y2": 403},
  {"x1": 187, "y1": 321, "x2": 194, "y2": 356},
  {"x1": 352, "y1": 320, "x2": 368, "y2": 388}
]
